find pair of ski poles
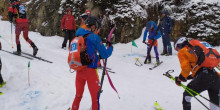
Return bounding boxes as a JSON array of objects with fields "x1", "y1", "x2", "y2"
[{"x1": 163, "y1": 70, "x2": 220, "y2": 110}]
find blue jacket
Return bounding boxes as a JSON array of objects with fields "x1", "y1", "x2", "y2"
[
  {"x1": 143, "y1": 21, "x2": 161, "y2": 41},
  {"x1": 75, "y1": 28, "x2": 113, "y2": 68},
  {"x1": 159, "y1": 10, "x2": 173, "y2": 36}
]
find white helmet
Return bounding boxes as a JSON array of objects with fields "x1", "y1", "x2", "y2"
[
  {"x1": 174, "y1": 37, "x2": 188, "y2": 51},
  {"x1": 19, "y1": 5, "x2": 26, "y2": 14}
]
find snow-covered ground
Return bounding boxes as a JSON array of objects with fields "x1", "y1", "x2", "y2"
[{"x1": 0, "y1": 19, "x2": 219, "y2": 110}]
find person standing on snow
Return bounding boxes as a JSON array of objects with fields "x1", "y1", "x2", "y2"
[
  {"x1": 71, "y1": 16, "x2": 113, "y2": 110},
  {"x1": 8, "y1": 0, "x2": 38, "y2": 56},
  {"x1": 61, "y1": 8, "x2": 76, "y2": 49},
  {"x1": 158, "y1": 10, "x2": 173, "y2": 56},
  {"x1": 143, "y1": 21, "x2": 161, "y2": 64},
  {"x1": 174, "y1": 37, "x2": 220, "y2": 110}
]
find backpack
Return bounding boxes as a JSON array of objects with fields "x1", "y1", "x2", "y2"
[
  {"x1": 68, "y1": 34, "x2": 92, "y2": 71},
  {"x1": 189, "y1": 39, "x2": 220, "y2": 68},
  {"x1": 11, "y1": 3, "x2": 26, "y2": 19},
  {"x1": 18, "y1": 5, "x2": 26, "y2": 18}
]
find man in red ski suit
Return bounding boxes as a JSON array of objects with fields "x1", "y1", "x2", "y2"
[
  {"x1": 61, "y1": 8, "x2": 76, "y2": 49},
  {"x1": 8, "y1": 0, "x2": 38, "y2": 56},
  {"x1": 71, "y1": 16, "x2": 113, "y2": 110}
]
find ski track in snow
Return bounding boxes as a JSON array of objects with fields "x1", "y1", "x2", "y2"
[{"x1": 0, "y1": 19, "x2": 219, "y2": 110}]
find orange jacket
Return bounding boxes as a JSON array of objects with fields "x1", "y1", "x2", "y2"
[
  {"x1": 177, "y1": 46, "x2": 201, "y2": 78},
  {"x1": 80, "y1": 19, "x2": 87, "y2": 29}
]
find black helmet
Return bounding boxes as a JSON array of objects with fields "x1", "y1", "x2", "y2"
[
  {"x1": 174, "y1": 37, "x2": 188, "y2": 51},
  {"x1": 84, "y1": 16, "x2": 101, "y2": 29}
]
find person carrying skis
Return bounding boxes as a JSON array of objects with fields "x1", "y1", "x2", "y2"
[
  {"x1": 158, "y1": 10, "x2": 173, "y2": 56},
  {"x1": 143, "y1": 21, "x2": 161, "y2": 64},
  {"x1": 174, "y1": 37, "x2": 220, "y2": 110},
  {"x1": 71, "y1": 16, "x2": 113, "y2": 110},
  {"x1": 61, "y1": 8, "x2": 76, "y2": 49},
  {"x1": 8, "y1": 0, "x2": 38, "y2": 56}
]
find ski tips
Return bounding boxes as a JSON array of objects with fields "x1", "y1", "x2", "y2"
[{"x1": 154, "y1": 101, "x2": 163, "y2": 110}]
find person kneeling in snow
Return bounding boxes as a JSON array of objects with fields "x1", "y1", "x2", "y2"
[
  {"x1": 143, "y1": 21, "x2": 161, "y2": 64},
  {"x1": 174, "y1": 37, "x2": 220, "y2": 110}
]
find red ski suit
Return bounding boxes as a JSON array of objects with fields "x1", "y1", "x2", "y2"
[
  {"x1": 71, "y1": 28, "x2": 113, "y2": 110},
  {"x1": 8, "y1": 4, "x2": 33, "y2": 45},
  {"x1": 72, "y1": 68, "x2": 100, "y2": 110}
]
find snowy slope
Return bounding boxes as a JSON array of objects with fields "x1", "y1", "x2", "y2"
[{"x1": 0, "y1": 18, "x2": 219, "y2": 110}]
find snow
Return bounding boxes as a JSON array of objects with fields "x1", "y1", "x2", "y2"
[{"x1": 0, "y1": 19, "x2": 219, "y2": 110}]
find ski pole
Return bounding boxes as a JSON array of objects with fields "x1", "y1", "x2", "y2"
[
  {"x1": 182, "y1": 83, "x2": 220, "y2": 108},
  {"x1": 11, "y1": 23, "x2": 14, "y2": 48},
  {"x1": 166, "y1": 71, "x2": 220, "y2": 108},
  {"x1": 28, "y1": 61, "x2": 30, "y2": 86},
  {"x1": 163, "y1": 70, "x2": 210, "y2": 110},
  {"x1": 144, "y1": 39, "x2": 155, "y2": 63}
]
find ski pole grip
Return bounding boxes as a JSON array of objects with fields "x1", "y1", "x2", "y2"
[{"x1": 166, "y1": 70, "x2": 174, "y2": 73}]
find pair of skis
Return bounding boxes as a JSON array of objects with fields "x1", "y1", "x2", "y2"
[
  {"x1": 135, "y1": 58, "x2": 163, "y2": 70},
  {"x1": 1, "y1": 49, "x2": 53, "y2": 63}
]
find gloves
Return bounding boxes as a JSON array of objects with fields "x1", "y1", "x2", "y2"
[
  {"x1": 175, "y1": 74, "x2": 187, "y2": 86},
  {"x1": 106, "y1": 41, "x2": 113, "y2": 47},
  {"x1": 175, "y1": 77, "x2": 181, "y2": 86}
]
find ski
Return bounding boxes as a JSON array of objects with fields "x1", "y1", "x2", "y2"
[
  {"x1": 21, "y1": 52, "x2": 53, "y2": 63},
  {"x1": 154, "y1": 101, "x2": 163, "y2": 110},
  {"x1": 149, "y1": 61, "x2": 163, "y2": 70},
  {"x1": 1, "y1": 49, "x2": 33, "y2": 60}
]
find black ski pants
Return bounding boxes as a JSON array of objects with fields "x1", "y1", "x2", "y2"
[
  {"x1": 0, "y1": 58, "x2": 4, "y2": 83},
  {"x1": 219, "y1": 77, "x2": 220, "y2": 106},
  {"x1": 62, "y1": 30, "x2": 75, "y2": 48},
  {"x1": 182, "y1": 67, "x2": 220, "y2": 110}
]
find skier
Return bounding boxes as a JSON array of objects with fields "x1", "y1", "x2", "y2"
[
  {"x1": 174, "y1": 37, "x2": 220, "y2": 110},
  {"x1": 71, "y1": 16, "x2": 113, "y2": 110},
  {"x1": 158, "y1": 10, "x2": 173, "y2": 56},
  {"x1": 80, "y1": 10, "x2": 91, "y2": 29},
  {"x1": 8, "y1": 0, "x2": 38, "y2": 56},
  {"x1": 143, "y1": 21, "x2": 161, "y2": 64},
  {"x1": 61, "y1": 8, "x2": 76, "y2": 49}
]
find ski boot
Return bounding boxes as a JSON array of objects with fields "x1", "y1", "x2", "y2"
[
  {"x1": 160, "y1": 52, "x2": 167, "y2": 56},
  {"x1": 31, "y1": 43, "x2": 38, "y2": 56},
  {"x1": 144, "y1": 55, "x2": 151, "y2": 64},
  {"x1": 156, "y1": 58, "x2": 160, "y2": 65},
  {"x1": 165, "y1": 53, "x2": 170, "y2": 56},
  {"x1": 33, "y1": 47, "x2": 38, "y2": 56},
  {"x1": 0, "y1": 82, "x2": 6, "y2": 88},
  {"x1": 13, "y1": 44, "x2": 21, "y2": 55},
  {"x1": 62, "y1": 47, "x2": 66, "y2": 50}
]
